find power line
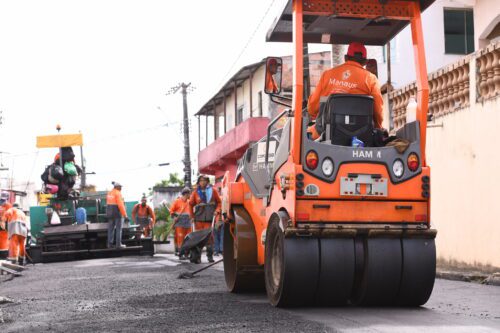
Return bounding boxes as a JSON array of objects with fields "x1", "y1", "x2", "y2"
[{"x1": 217, "y1": 0, "x2": 278, "y2": 87}]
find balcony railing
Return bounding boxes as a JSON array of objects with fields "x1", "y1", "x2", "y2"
[{"x1": 388, "y1": 41, "x2": 499, "y2": 129}]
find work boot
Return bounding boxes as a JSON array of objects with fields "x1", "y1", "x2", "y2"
[
  {"x1": 206, "y1": 245, "x2": 214, "y2": 263},
  {"x1": 189, "y1": 248, "x2": 201, "y2": 264}
]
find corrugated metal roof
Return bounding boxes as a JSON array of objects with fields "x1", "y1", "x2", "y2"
[
  {"x1": 195, "y1": 60, "x2": 264, "y2": 116},
  {"x1": 266, "y1": 0, "x2": 436, "y2": 46}
]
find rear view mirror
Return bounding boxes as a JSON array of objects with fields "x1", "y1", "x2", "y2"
[
  {"x1": 264, "y1": 57, "x2": 283, "y2": 94},
  {"x1": 366, "y1": 59, "x2": 378, "y2": 77}
]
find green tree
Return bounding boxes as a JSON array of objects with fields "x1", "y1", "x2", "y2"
[
  {"x1": 149, "y1": 172, "x2": 184, "y2": 195},
  {"x1": 153, "y1": 173, "x2": 184, "y2": 187}
]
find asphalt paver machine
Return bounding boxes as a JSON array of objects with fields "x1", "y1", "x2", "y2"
[
  {"x1": 29, "y1": 132, "x2": 153, "y2": 263},
  {"x1": 222, "y1": 0, "x2": 436, "y2": 307}
]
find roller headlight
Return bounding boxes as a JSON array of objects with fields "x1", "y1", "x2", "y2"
[
  {"x1": 321, "y1": 158, "x2": 334, "y2": 177},
  {"x1": 392, "y1": 159, "x2": 404, "y2": 178}
]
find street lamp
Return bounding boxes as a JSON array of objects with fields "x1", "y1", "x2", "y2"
[{"x1": 158, "y1": 163, "x2": 170, "y2": 167}]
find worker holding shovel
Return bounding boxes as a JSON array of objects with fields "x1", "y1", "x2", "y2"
[{"x1": 189, "y1": 175, "x2": 221, "y2": 264}]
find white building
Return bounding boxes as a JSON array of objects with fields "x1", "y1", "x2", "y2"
[{"x1": 387, "y1": 0, "x2": 499, "y2": 88}]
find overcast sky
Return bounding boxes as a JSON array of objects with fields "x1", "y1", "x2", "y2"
[{"x1": 0, "y1": 0, "x2": 304, "y2": 201}]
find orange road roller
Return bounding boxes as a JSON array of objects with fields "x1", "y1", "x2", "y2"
[{"x1": 222, "y1": 0, "x2": 436, "y2": 307}]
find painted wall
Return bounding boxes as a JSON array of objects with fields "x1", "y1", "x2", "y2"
[
  {"x1": 427, "y1": 95, "x2": 500, "y2": 268},
  {"x1": 474, "y1": 0, "x2": 500, "y2": 48}
]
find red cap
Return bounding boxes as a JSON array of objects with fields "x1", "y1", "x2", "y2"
[{"x1": 347, "y1": 42, "x2": 367, "y2": 59}]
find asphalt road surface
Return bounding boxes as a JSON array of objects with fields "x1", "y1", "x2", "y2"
[{"x1": 1, "y1": 254, "x2": 499, "y2": 333}]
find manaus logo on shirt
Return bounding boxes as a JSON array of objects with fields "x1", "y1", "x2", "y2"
[{"x1": 342, "y1": 70, "x2": 351, "y2": 80}]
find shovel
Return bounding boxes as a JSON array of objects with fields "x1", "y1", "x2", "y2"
[{"x1": 177, "y1": 258, "x2": 223, "y2": 279}]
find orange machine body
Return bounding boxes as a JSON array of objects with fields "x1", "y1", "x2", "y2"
[{"x1": 224, "y1": 0, "x2": 431, "y2": 266}]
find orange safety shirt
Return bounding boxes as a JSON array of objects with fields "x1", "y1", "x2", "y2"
[
  {"x1": 106, "y1": 189, "x2": 127, "y2": 218},
  {"x1": 2, "y1": 207, "x2": 28, "y2": 239},
  {"x1": 266, "y1": 72, "x2": 278, "y2": 93},
  {"x1": 132, "y1": 204, "x2": 155, "y2": 223},
  {"x1": 169, "y1": 197, "x2": 190, "y2": 216},
  {"x1": 307, "y1": 60, "x2": 383, "y2": 128},
  {"x1": 189, "y1": 187, "x2": 222, "y2": 219}
]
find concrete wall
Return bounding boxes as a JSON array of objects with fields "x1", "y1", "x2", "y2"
[{"x1": 427, "y1": 96, "x2": 500, "y2": 268}]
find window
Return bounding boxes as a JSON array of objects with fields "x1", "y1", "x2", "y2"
[
  {"x1": 236, "y1": 105, "x2": 244, "y2": 125},
  {"x1": 258, "y1": 91, "x2": 263, "y2": 117},
  {"x1": 444, "y1": 9, "x2": 474, "y2": 55}
]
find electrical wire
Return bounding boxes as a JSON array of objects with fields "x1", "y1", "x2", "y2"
[
  {"x1": 24, "y1": 150, "x2": 40, "y2": 192},
  {"x1": 217, "y1": 0, "x2": 278, "y2": 88}
]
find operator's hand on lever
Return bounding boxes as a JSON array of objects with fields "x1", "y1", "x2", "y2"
[{"x1": 307, "y1": 122, "x2": 321, "y2": 140}]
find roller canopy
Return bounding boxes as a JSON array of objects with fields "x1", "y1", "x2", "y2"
[
  {"x1": 36, "y1": 134, "x2": 83, "y2": 148},
  {"x1": 267, "y1": 0, "x2": 435, "y2": 46}
]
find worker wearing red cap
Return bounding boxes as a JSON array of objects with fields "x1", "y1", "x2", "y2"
[
  {"x1": 307, "y1": 42, "x2": 383, "y2": 139},
  {"x1": 265, "y1": 58, "x2": 280, "y2": 93}
]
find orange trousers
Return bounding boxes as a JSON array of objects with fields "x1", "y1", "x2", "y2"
[
  {"x1": 0, "y1": 230, "x2": 8, "y2": 259},
  {"x1": 8, "y1": 234, "x2": 26, "y2": 262},
  {"x1": 174, "y1": 227, "x2": 192, "y2": 250}
]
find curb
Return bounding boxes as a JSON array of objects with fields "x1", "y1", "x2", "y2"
[{"x1": 437, "y1": 270, "x2": 500, "y2": 286}]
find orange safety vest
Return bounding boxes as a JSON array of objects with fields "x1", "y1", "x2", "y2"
[
  {"x1": 132, "y1": 204, "x2": 155, "y2": 222},
  {"x1": 0, "y1": 203, "x2": 12, "y2": 255},
  {"x1": 169, "y1": 197, "x2": 190, "y2": 216},
  {"x1": 3, "y1": 207, "x2": 28, "y2": 239},
  {"x1": 106, "y1": 189, "x2": 127, "y2": 218},
  {"x1": 266, "y1": 72, "x2": 278, "y2": 93}
]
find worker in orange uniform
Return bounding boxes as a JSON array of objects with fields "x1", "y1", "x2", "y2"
[
  {"x1": 132, "y1": 195, "x2": 155, "y2": 238},
  {"x1": 307, "y1": 42, "x2": 384, "y2": 139},
  {"x1": 169, "y1": 187, "x2": 192, "y2": 260},
  {"x1": 189, "y1": 175, "x2": 221, "y2": 263},
  {"x1": 1, "y1": 203, "x2": 28, "y2": 265},
  {"x1": 265, "y1": 58, "x2": 280, "y2": 93},
  {"x1": 0, "y1": 198, "x2": 12, "y2": 260},
  {"x1": 106, "y1": 181, "x2": 128, "y2": 249}
]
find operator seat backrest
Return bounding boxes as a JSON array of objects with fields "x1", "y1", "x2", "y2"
[{"x1": 326, "y1": 94, "x2": 374, "y2": 146}]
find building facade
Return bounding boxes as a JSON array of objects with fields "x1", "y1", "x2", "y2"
[
  {"x1": 196, "y1": 51, "x2": 332, "y2": 186},
  {"x1": 386, "y1": 0, "x2": 500, "y2": 88}
]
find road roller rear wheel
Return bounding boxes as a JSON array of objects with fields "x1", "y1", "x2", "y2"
[
  {"x1": 397, "y1": 238, "x2": 436, "y2": 306},
  {"x1": 223, "y1": 207, "x2": 264, "y2": 293},
  {"x1": 316, "y1": 238, "x2": 356, "y2": 305},
  {"x1": 264, "y1": 212, "x2": 319, "y2": 307},
  {"x1": 354, "y1": 238, "x2": 402, "y2": 306}
]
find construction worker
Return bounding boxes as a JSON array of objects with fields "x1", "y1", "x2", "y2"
[
  {"x1": 169, "y1": 187, "x2": 192, "y2": 259},
  {"x1": 307, "y1": 42, "x2": 384, "y2": 140},
  {"x1": 106, "y1": 181, "x2": 128, "y2": 249},
  {"x1": 1, "y1": 203, "x2": 28, "y2": 265},
  {"x1": 0, "y1": 199, "x2": 12, "y2": 259},
  {"x1": 189, "y1": 175, "x2": 221, "y2": 263},
  {"x1": 132, "y1": 196, "x2": 155, "y2": 238},
  {"x1": 265, "y1": 58, "x2": 280, "y2": 93}
]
